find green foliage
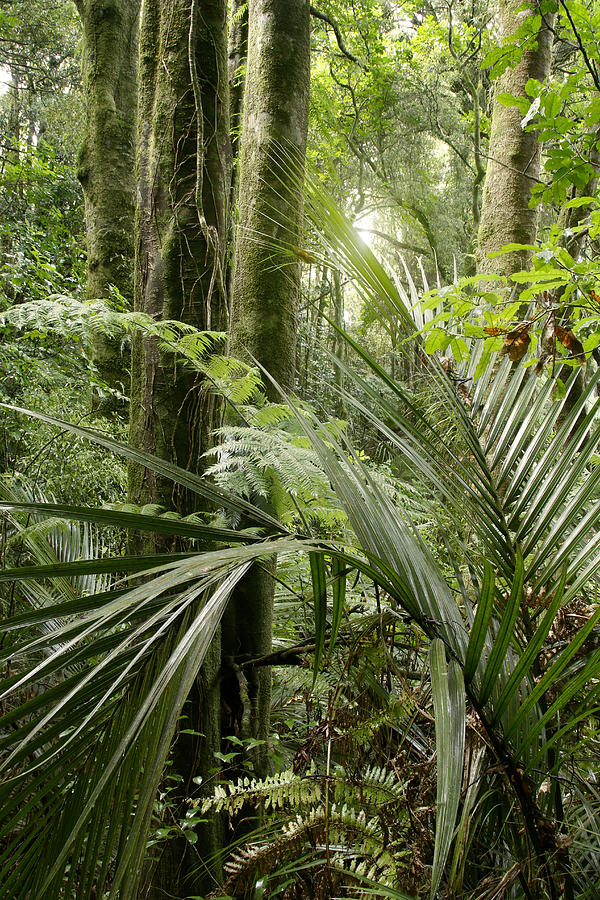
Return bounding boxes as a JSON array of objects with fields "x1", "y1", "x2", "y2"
[
  {"x1": 308, "y1": 0, "x2": 488, "y2": 277},
  {"x1": 4, "y1": 3, "x2": 600, "y2": 896},
  {"x1": 199, "y1": 762, "x2": 323, "y2": 815},
  {"x1": 198, "y1": 761, "x2": 411, "y2": 897},
  {"x1": 3, "y1": 186, "x2": 600, "y2": 897},
  {"x1": 412, "y1": 208, "x2": 600, "y2": 377}
]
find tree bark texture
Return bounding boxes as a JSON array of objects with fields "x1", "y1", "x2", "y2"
[
  {"x1": 129, "y1": 2, "x2": 229, "y2": 896},
  {"x1": 129, "y1": 0, "x2": 229, "y2": 512},
  {"x1": 477, "y1": 0, "x2": 554, "y2": 278},
  {"x1": 225, "y1": 0, "x2": 310, "y2": 787},
  {"x1": 225, "y1": 0, "x2": 249, "y2": 299},
  {"x1": 74, "y1": 0, "x2": 139, "y2": 399},
  {"x1": 229, "y1": 0, "x2": 311, "y2": 397}
]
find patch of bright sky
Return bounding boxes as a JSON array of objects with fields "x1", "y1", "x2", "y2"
[{"x1": 353, "y1": 210, "x2": 377, "y2": 248}]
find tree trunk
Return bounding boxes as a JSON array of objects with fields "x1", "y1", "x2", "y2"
[
  {"x1": 129, "y1": 1, "x2": 230, "y2": 896},
  {"x1": 129, "y1": 0, "x2": 229, "y2": 511},
  {"x1": 332, "y1": 268, "x2": 346, "y2": 418},
  {"x1": 74, "y1": 0, "x2": 139, "y2": 405},
  {"x1": 477, "y1": 1, "x2": 554, "y2": 278},
  {"x1": 229, "y1": 0, "x2": 310, "y2": 396},
  {"x1": 224, "y1": 0, "x2": 310, "y2": 785},
  {"x1": 225, "y1": 0, "x2": 249, "y2": 304}
]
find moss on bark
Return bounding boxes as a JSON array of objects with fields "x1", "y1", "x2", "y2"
[
  {"x1": 225, "y1": 0, "x2": 310, "y2": 794},
  {"x1": 229, "y1": 0, "x2": 311, "y2": 396},
  {"x1": 130, "y1": 2, "x2": 230, "y2": 896},
  {"x1": 477, "y1": 0, "x2": 554, "y2": 278},
  {"x1": 129, "y1": 0, "x2": 229, "y2": 510},
  {"x1": 75, "y1": 0, "x2": 139, "y2": 402}
]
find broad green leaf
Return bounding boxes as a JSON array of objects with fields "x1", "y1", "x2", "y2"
[
  {"x1": 477, "y1": 551, "x2": 524, "y2": 707},
  {"x1": 464, "y1": 560, "x2": 495, "y2": 685},
  {"x1": 496, "y1": 92, "x2": 529, "y2": 113},
  {"x1": 430, "y1": 639, "x2": 465, "y2": 899},
  {"x1": 0, "y1": 500, "x2": 261, "y2": 543},
  {"x1": 1, "y1": 405, "x2": 285, "y2": 532},
  {"x1": 0, "y1": 552, "x2": 195, "y2": 582}
]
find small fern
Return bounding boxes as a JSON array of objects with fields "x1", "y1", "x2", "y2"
[
  {"x1": 213, "y1": 801, "x2": 407, "y2": 898},
  {"x1": 198, "y1": 762, "x2": 322, "y2": 815},
  {"x1": 199, "y1": 757, "x2": 410, "y2": 898},
  {"x1": 334, "y1": 763, "x2": 407, "y2": 811},
  {"x1": 1, "y1": 294, "x2": 226, "y2": 360}
]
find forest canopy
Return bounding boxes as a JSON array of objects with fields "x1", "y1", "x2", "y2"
[{"x1": 1, "y1": 1, "x2": 600, "y2": 899}]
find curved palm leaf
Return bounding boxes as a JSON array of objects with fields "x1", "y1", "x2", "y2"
[{"x1": 295, "y1": 174, "x2": 600, "y2": 894}]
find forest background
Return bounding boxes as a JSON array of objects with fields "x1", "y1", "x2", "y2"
[{"x1": 1, "y1": 1, "x2": 600, "y2": 899}]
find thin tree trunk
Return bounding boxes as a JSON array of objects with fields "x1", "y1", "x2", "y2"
[
  {"x1": 7, "y1": 66, "x2": 20, "y2": 169},
  {"x1": 74, "y1": 0, "x2": 139, "y2": 405},
  {"x1": 304, "y1": 266, "x2": 328, "y2": 395},
  {"x1": 225, "y1": 0, "x2": 310, "y2": 788},
  {"x1": 332, "y1": 268, "x2": 347, "y2": 418},
  {"x1": 477, "y1": 1, "x2": 554, "y2": 278}
]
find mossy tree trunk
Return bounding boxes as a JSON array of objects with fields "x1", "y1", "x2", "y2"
[
  {"x1": 74, "y1": 0, "x2": 139, "y2": 404},
  {"x1": 129, "y1": 0, "x2": 229, "y2": 511},
  {"x1": 129, "y1": 1, "x2": 229, "y2": 896},
  {"x1": 225, "y1": 0, "x2": 310, "y2": 785},
  {"x1": 477, "y1": 0, "x2": 554, "y2": 278},
  {"x1": 229, "y1": 0, "x2": 310, "y2": 394},
  {"x1": 225, "y1": 0, "x2": 249, "y2": 299}
]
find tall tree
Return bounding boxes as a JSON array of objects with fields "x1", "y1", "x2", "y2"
[
  {"x1": 129, "y1": 1, "x2": 229, "y2": 895},
  {"x1": 74, "y1": 0, "x2": 140, "y2": 399},
  {"x1": 225, "y1": 0, "x2": 311, "y2": 777},
  {"x1": 477, "y1": 0, "x2": 554, "y2": 278},
  {"x1": 129, "y1": 0, "x2": 229, "y2": 512},
  {"x1": 229, "y1": 0, "x2": 310, "y2": 394}
]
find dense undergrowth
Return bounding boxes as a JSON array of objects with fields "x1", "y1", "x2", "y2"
[{"x1": 2, "y1": 190, "x2": 600, "y2": 899}]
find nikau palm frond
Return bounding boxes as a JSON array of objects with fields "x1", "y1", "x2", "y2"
[{"x1": 291, "y1": 175, "x2": 600, "y2": 896}]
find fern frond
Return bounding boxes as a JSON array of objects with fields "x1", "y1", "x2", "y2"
[
  {"x1": 206, "y1": 420, "x2": 346, "y2": 530},
  {"x1": 218, "y1": 801, "x2": 405, "y2": 898},
  {"x1": 1, "y1": 295, "x2": 226, "y2": 361},
  {"x1": 201, "y1": 354, "x2": 264, "y2": 405},
  {"x1": 334, "y1": 763, "x2": 407, "y2": 811},
  {"x1": 198, "y1": 763, "x2": 322, "y2": 815}
]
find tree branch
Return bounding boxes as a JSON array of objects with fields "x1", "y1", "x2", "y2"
[
  {"x1": 559, "y1": 0, "x2": 600, "y2": 91},
  {"x1": 310, "y1": 5, "x2": 367, "y2": 71}
]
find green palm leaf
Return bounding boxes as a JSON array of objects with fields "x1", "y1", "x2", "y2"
[
  {"x1": 477, "y1": 551, "x2": 524, "y2": 708},
  {"x1": 429, "y1": 638, "x2": 465, "y2": 899},
  {"x1": 464, "y1": 559, "x2": 495, "y2": 685}
]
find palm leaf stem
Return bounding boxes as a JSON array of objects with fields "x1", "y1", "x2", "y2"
[{"x1": 465, "y1": 685, "x2": 560, "y2": 900}]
